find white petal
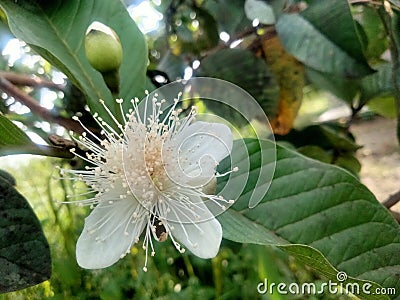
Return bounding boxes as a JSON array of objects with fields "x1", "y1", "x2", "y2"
[
  {"x1": 176, "y1": 121, "x2": 233, "y2": 163},
  {"x1": 76, "y1": 196, "x2": 146, "y2": 269},
  {"x1": 167, "y1": 195, "x2": 222, "y2": 258},
  {"x1": 168, "y1": 121, "x2": 233, "y2": 187}
]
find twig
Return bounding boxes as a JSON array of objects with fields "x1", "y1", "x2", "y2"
[
  {"x1": 0, "y1": 71, "x2": 65, "y2": 91},
  {"x1": 346, "y1": 100, "x2": 367, "y2": 127},
  {"x1": 202, "y1": 25, "x2": 274, "y2": 58},
  {"x1": 383, "y1": 190, "x2": 400, "y2": 208},
  {"x1": 227, "y1": 26, "x2": 265, "y2": 46},
  {"x1": 209, "y1": 25, "x2": 277, "y2": 57},
  {"x1": 247, "y1": 27, "x2": 277, "y2": 53},
  {"x1": 0, "y1": 76, "x2": 85, "y2": 134},
  {"x1": 390, "y1": 210, "x2": 400, "y2": 223}
]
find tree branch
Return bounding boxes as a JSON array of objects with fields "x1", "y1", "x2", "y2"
[
  {"x1": 0, "y1": 71, "x2": 65, "y2": 91},
  {"x1": 0, "y1": 76, "x2": 85, "y2": 134},
  {"x1": 390, "y1": 210, "x2": 400, "y2": 223},
  {"x1": 202, "y1": 25, "x2": 275, "y2": 58},
  {"x1": 383, "y1": 190, "x2": 400, "y2": 208}
]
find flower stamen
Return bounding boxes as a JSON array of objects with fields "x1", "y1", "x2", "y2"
[{"x1": 60, "y1": 93, "x2": 234, "y2": 270}]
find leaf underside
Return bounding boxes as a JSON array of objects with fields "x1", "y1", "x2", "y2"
[
  {"x1": 0, "y1": 176, "x2": 51, "y2": 293},
  {"x1": 0, "y1": 0, "x2": 147, "y2": 123},
  {"x1": 276, "y1": 3, "x2": 373, "y2": 78}
]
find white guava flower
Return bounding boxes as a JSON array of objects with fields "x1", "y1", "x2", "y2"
[{"x1": 60, "y1": 92, "x2": 236, "y2": 270}]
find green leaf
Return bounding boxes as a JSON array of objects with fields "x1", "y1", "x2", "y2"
[
  {"x1": 0, "y1": 170, "x2": 16, "y2": 186},
  {"x1": 244, "y1": 0, "x2": 275, "y2": 24},
  {"x1": 355, "y1": 5, "x2": 388, "y2": 60},
  {"x1": 205, "y1": 0, "x2": 250, "y2": 35},
  {"x1": 199, "y1": 48, "x2": 280, "y2": 119},
  {"x1": 0, "y1": 0, "x2": 147, "y2": 123},
  {"x1": 276, "y1": 124, "x2": 361, "y2": 152},
  {"x1": 0, "y1": 176, "x2": 51, "y2": 293},
  {"x1": 278, "y1": 245, "x2": 386, "y2": 300},
  {"x1": 220, "y1": 212, "x2": 386, "y2": 299},
  {"x1": 217, "y1": 139, "x2": 400, "y2": 298},
  {"x1": 367, "y1": 96, "x2": 397, "y2": 119},
  {"x1": 277, "y1": 125, "x2": 361, "y2": 174},
  {"x1": 306, "y1": 67, "x2": 359, "y2": 103},
  {"x1": 0, "y1": 114, "x2": 73, "y2": 158},
  {"x1": 301, "y1": 0, "x2": 368, "y2": 62},
  {"x1": 276, "y1": 13, "x2": 373, "y2": 78},
  {"x1": 0, "y1": 113, "x2": 31, "y2": 146},
  {"x1": 307, "y1": 62, "x2": 393, "y2": 105},
  {"x1": 297, "y1": 145, "x2": 333, "y2": 164},
  {"x1": 360, "y1": 63, "x2": 394, "y2": 102},
  {"x1": 218, "y1": 209, "x2": 286, "y2": 245},
  {"x1": 266, "y1": 0, "x2": 287, "y2": 20},
  {"x1": 389, "y1": 0, "x2": 400, "y2": 9},
  {"x1": 334, "y1": 153, "x2": 361, "y2": 175}
]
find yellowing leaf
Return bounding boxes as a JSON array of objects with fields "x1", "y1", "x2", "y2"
[{"x1": 261, "y1": 36, "x2": 305, "y2": 135}]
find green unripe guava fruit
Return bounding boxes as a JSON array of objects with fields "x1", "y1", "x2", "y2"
[{"x1": 85, "y1": 21, "x2": 123, "y2": 73}]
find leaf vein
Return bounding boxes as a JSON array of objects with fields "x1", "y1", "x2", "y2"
[{"x1": 37, "y1": 2, "x2": 103, "y2": 101}]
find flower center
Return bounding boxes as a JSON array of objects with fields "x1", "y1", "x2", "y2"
[{"x1": 144, "y1": 134, "x2": 169, "y2": 191}]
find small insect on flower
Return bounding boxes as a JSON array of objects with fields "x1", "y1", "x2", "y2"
[{"x1": 60, "y1": 92, "x2": 237, "y2": 271}]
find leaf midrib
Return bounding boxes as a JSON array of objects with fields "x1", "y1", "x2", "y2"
[{"x1": 37, "y1": 1, "x2": 104, "y2": 102}]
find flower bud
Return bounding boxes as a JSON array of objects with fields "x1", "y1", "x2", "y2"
[{"x1": 85, "y1": 21, "x2": 123, "y2": 73}]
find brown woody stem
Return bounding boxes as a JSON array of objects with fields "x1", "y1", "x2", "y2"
[
  {"x1": 0, "y1": 71, "x2": 65, "y2": 91},
  {"x1": 0, "y1": 76, "x2": 84, "y2": 134}
]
